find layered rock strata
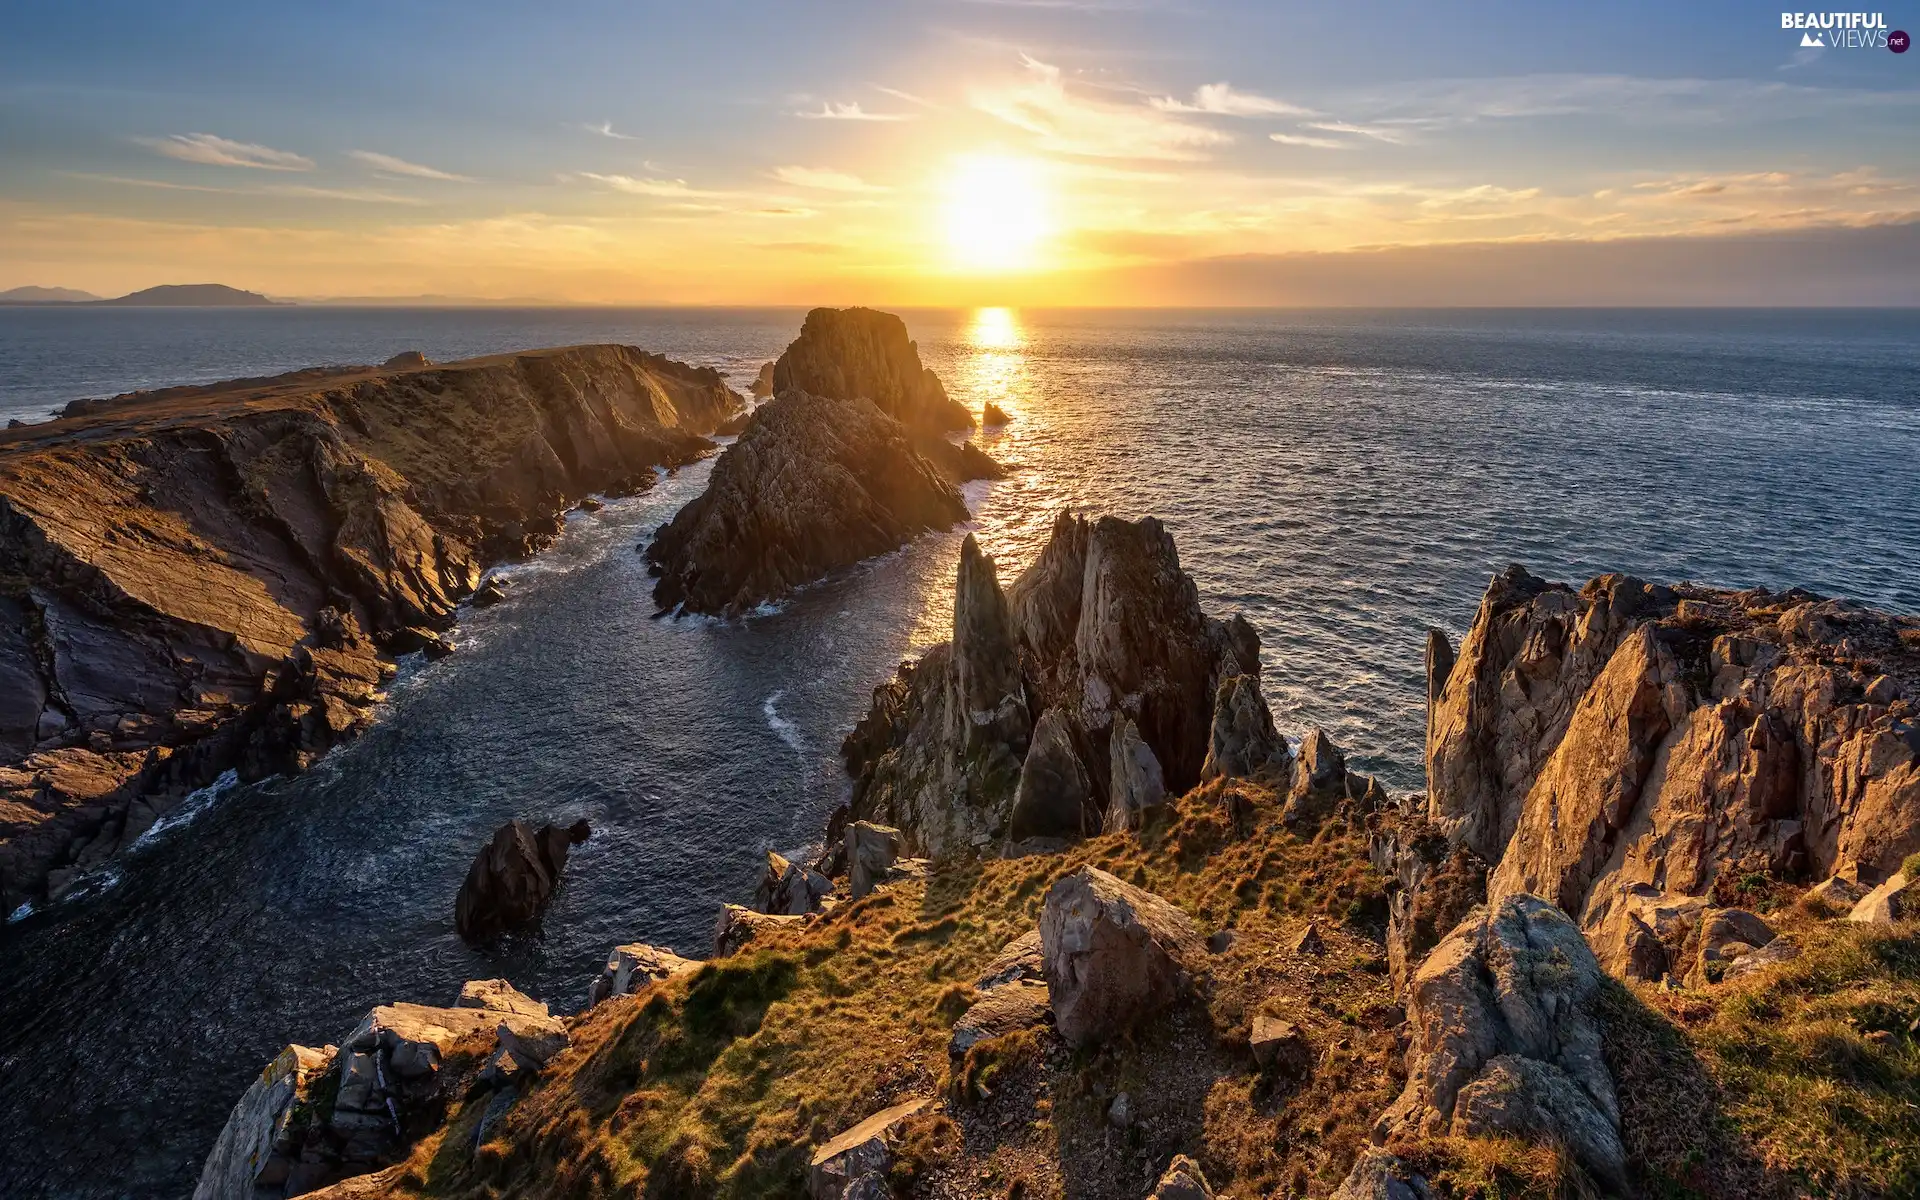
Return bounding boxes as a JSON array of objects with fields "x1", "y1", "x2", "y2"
[{"x1": 0, "y1": 345, "x2": 740, "y2": 910}]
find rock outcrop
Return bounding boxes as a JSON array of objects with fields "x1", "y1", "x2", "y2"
[
  {"x1": 1039, "y1": 866, "x2": 1205, "y2": 1047},
  {"x1": 453, "y1": 818, "x2": 589, "y2": 941},
  {"x1": 585, "y1": 943, "x2": 701, "y2": 1007},
  {"x1": 772, "y1": 307, "x2": 970, "y2": 433},
  {"x1": 1425, "y1": 566, "x2": 1920, "y2": 981},
  {"x1": 198, "y1": 980, "x2": 567, "y2": 1198},
  {"x1": 643, "y1": 390, "x2": 970, "y2": 616},
  {"x1": 1147, "y1": 1156, "x2": 1215, "y2": 1200},
  {"x1": 841, "y1": 514, "x2": 1262, "y2": 857},
  {"x1": 0, "y1": 344, "x2": 741, "y2": 910},
  {"x1": 644, "y1": 308, "x2": 1003, "y2": 616},
  {"x1": 1378, "y1": 894, "x2": 1625, "y2": 1190}
]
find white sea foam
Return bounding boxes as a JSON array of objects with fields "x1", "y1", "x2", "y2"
[
  {"x1": 763, "y1": 690, "x2": 807, "y2": 753},
  {"x1": 132, "y1": 769, "x2": 241, "y2": 850}
]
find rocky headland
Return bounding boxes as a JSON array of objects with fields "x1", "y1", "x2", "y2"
[
  {"x1": 195, "y1": 518, "x2": 1920, "y2": 1200},
  {"x1": 0, "y1": 345, "x2": 743, "y2": 911},
  {"x1": 645, "y1": 307, "x2": 1003, "y2": 616}
]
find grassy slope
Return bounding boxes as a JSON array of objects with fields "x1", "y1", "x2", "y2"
[{"x1": 352, "y1": 779, "x2": 1920, "y2": 1200}]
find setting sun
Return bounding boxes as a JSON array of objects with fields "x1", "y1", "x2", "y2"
[{"x1": 941, "y1": 155, "x2": 1051, "y2": 273}]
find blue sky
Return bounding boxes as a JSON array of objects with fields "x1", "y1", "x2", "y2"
[{"x1": 2, "y1": 1, "x2": 1915, "y2": 302}]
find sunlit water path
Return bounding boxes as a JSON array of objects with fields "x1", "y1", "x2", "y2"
[{"x1": 1, "y1": 306, "x2": 1916, "y2": 1195}]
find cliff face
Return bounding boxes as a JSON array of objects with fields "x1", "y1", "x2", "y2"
[
  {"x1": 644, "y1": 391, "x2": 968, "y2": 616},
  {"x1": 645, "y1": 308, "x2": 1002, "y2": 616},
  {"x1": 0, "y1": 345, "x2": 740, "y2": 909},
  {"x1": 1423, "y1": 565, "x2": 1920, "y2": 978},
  {"x1": 840, "y1": 513, "x2": 1268, "y2": 857},
  {"x1": 771, "y1": 307, "x2": 972, "y2": 433}
]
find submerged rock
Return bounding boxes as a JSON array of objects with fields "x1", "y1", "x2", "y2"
[{"x1": 453, "y1": 819, "x2": 589, "y2": 941}]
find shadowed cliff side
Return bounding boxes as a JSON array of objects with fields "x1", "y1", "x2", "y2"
[
  {"x1": 645, "y1": 308, "x2": 1002, "y2": 616},
  {"x1": 0, "y1": 345, "x2": 742, "y2": 910}
]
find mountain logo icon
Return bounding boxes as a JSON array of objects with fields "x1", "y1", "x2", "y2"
[{"x1": 1800, "y1": 31, "x2": 1825, "y2": 47}]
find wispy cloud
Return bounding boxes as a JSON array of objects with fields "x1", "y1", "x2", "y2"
[
  {"x1": 349, "y1": 150, "x2": 473, "y2": 182},
  {"x1": 794, "y1": 101, "x2": 914, "y2": 122},
  {"x1": 576, "y1": 173, "x2": 727, "y2": 199},
  {"x1": 770, "y1": 166, "x2": 886, "y2": 193},
  {"x1": 973, "y1": 55, "x2": 1230, "y2": 161},
  {"x1": 582, "y1": 120, "x2": 638, "y2": 140},
  {"x1": 134, "y1": 133, "x2": 313, "y2": 171},
  {"x1": 1268, "y1": 132, "x2": 1348, "y2": 150},
  {"x1": 871, "y1": 84, "x2": 936, "y2": 109},
  {"x1": 1303, "y1": 121, "x2": 1407, "y2": 144},
  {"x1": 69, "y1": 172, "x2": 422, "y2": 203},
  {"x1": 1151, "y1": 82, "x2": 1311, "y2": 118}
]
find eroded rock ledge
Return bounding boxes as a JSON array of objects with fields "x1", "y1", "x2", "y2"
[
  {"x1": 644, "y1": 307, "x2": 1002, "y2": 616},
  {"x1": 0, "y1": 345, "x2": 742, "y2": 909}
]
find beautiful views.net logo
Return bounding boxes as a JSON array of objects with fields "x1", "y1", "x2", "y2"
[{"x1": 1782, "y1": 11, "x2": 1909, "y2": 50}]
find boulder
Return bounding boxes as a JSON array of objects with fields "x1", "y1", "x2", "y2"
[
  {"x1": 846, "y1": 821, "x2": 903, "y2": 900},
  {"x1": 454, "y1": 819, "x2": 589, "y2": 941},
  {"x1": 1806, "y1": 872, "x2": 1869, "y2": 912},
  {"x1": 381, "y1": 351, "x2": 431, "y2": 369},
  {"x1": 949, "y1": 980, "x2": 1052, "y2": 1056},
  {"x1": 1008, "y1": 709, "x2": 1093, "y2": 841},
  {"x1": 755, "y1": 849, "x2": 832, "y2": 916},
  {"x1": 1200, "y1": 674, "x2": 1288, "y2": 781},
  {"x1": 1250, "y1": 1013, "x2": 1310, "y2": 1077},
  {"x1": 1147, "y1": 1155, "x2": 1214, "y2": 1200},
  {"x1": 587, "y1": 943, "x2": 700, "y2": 1007},
  {"x1": 1693, "y1": 907, "x2": 1778, "y2": 982},
  {"x1": 976, "y1": 929, "x2": 1044, "y2": 989},
  {"x1": 193, "y1": 1043, "x2": 334, "y2": 1200},
  {"x1": 1039, "y1": 866, "x2": 1205, "y2": 1047},
  {"x1": 715, "y1": 903, "x2": 805, "y2": 957},
  {"x1": 807, "y1": 1097, "x2": 937, "y2": 1200},
  {"x1": 1105, "y1": 713, "x2": 1168, "y2": 832},
  {"x1": 1721, "y1": 935, "x2": 1800, "y2": 981},
  {"x1": 455, "y1": 979, "x2": 549, "y2": 1019},
  {"x1": 1848, "y1": 872, "x2": 1915, "y2": 924},
  {"x1": 1379, "y1": 895, "x2": 1625, "y2": 1190},
  {"x1": 1334, "y1": 1149, "x2": 1434, "y2": 1200}
]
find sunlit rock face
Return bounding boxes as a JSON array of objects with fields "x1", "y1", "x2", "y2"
[
  {"x1": 643, "y1": 390, "x2": 970, "y2": 616},
  {"x1": 1425, "y1": 564, "x2": 1920, "y2": 976},
  {"x1": 0, "y1": 345, "x2": 739, "y2": 911},
  {"x1": 839, "y1": 512, "x2": 1265, "y2": 857},
  {"x1": 772, "y1": 306, "x2": 973, "y2": 433}
]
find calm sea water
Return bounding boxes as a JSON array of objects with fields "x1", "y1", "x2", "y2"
[{"x1": 1, "y1": 306, "x2": 1916, "y2": 1196}]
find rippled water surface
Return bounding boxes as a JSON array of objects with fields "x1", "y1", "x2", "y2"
[{"x1": 1, "y1": 307, "x2": 1916, "y2": 1196}]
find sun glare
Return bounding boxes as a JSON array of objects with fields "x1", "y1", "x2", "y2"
[{"x1": 942, "y1": 155, "x2": 1050, "y2": 272}]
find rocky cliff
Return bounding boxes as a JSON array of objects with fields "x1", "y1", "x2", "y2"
[
  {"x1": 839, "y1": 513, "x2": 1281, "y2": 858},
  {"x1": 0, "y1": 346, "x2": 741, "y2": 910},
  {"x1": 644, "y1": 308, "x2": 1002, "y2": 616},
  {"x1": 1419, "y1": 566, "x2": 1919, "y2": 982},
  {"x1": 197, "y1": 530, "x2": 1920, "y2": 1200}
]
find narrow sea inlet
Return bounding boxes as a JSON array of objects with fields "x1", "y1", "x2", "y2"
[{"x1": 1, "y1": 307, "x2": 1917, "y2": 1196}]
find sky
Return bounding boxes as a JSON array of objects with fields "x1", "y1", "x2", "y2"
[{"x1": 2, "y1": 0, "x2": 1917, "y2": 304}]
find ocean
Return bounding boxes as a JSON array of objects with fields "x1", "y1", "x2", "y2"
[{"x1": 1, "y1": 305, "x2": 1916, "y2": 1196}]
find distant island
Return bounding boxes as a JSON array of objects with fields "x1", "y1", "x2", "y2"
[
  {"x1": 0, "y1": 283, "x2": 280, "y2": 307},
  {"x1": 0, "y1": 286, "x2": 101, "y2": 304}
]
